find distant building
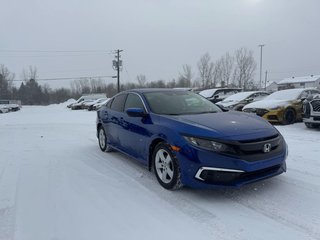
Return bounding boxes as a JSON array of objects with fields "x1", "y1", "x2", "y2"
[
  {"x1": 278, "y1": 75, "x2": 320, "y2": 90},
  {"x1": 265, "y1": 81, "x2": 278, "y2": 93}
]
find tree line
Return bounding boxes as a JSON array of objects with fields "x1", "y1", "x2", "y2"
[{"x1": 0, "y1": 47, "x2": 257, "y2": 105}]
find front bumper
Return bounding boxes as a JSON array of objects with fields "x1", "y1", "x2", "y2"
[
  {"x1": 177, "y1": 142, "x2": 288, "y2": 189},
  {"x1": 303, "y1": 115, "x2": 320, "y2": 124},
  {"x1": 263, "y1": 109, "x2": 284, "y2": 123}
]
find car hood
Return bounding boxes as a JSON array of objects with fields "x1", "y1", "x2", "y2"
[
  {"x1": 217, "y1": 100, "x2": 240, "y2": 107},
  {"x1": 166, "y1": 112, "x2": 278, "y2": 141},
  {"x1": 243, "y1": 100, "x2": 293, "y2": 110}
]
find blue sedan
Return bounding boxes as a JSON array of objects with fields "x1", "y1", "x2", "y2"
[{"x1": 96, "y1": 89, "x2": 287, "y2": 190}]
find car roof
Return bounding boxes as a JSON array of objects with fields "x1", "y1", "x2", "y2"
[{"x1": 121, "y1": 88, "x2": 191, "y2": 94}]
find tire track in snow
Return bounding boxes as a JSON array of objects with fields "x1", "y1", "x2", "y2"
[
  {"x1": 81, "y1": 150, "x2": 250, "y2": 240},
  {"x1": 223, "y1": 179, "x2": 320, "y2": 240},
  {"x1": 0, "y1": 159, "x2": 21, "y2": 240}
]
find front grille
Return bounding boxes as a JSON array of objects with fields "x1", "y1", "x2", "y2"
[
  {"x1": 314, "y1": 117, "x2": 320, "y2": 121},
  {"x1": 222, "y1": 135, "x2": 284, "y2": 162},
  {"x1": 199, "y1": 164, "x2": 284, "y2": 185},
  {"x1": 238, "y1": 134, "x2": 279, "y2": 143},
  {"x1": 256, "y1": 109, "x2": 269, "y2": 117},
  {"x1": 267, "y1": 115, "x2": 278, "y2": 121},
  {"x1": 311, "y1": 100, "x2": 320, "y2": 112},
  {"x1": 243, "y1": 108, "x2": 269, "y2": 117}
]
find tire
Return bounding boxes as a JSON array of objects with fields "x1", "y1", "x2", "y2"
[
  {"x1": 152, "y1": 142, "x2": 182, "y2": 190},
  {"x1": 282, "y1": 108, "x2": 296, "y2": 125},
  {"x1": 98, "y1": 126, "x2": 112, "y2": 152},
  {"x1": 234, "y1": 105, "x2": 244, "y2": 111},
  {"x1": 305, "y1": 122, "x2": 320, "y2": 129}
]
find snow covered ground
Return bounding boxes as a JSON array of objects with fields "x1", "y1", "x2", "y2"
[{"x1": 0, "y1": 104, "x2": 319, "y2": 240}]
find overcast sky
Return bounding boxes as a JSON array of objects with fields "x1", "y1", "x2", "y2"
[{"x1": 1, "y1": 0, "x2": 320, "y2": 88}]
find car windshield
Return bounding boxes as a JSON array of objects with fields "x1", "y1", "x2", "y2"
[
  {"x1": 221, "y1": 92, "x2": 254, "y2": 102},
  {"x1": 198, "y1": 89, "x2": 218, "y2": 98},
  {"x1": 265, "y1": 89, "x2": 304, "y2": 101},
  {"x1": 143, "y1": 91, "x2": 221, "y2": 115}
]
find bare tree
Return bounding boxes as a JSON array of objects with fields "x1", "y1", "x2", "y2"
[
  {"x1": 136, "y1": 74, "x2": 147, "y2": 87},
  {"x1": 178, "y1": 64, "x2": 193, "y2": 87},
  {"x1": 212, "y1": 60, "x2": 222, "y2": 87},
  {"x1": 78, "y1": 78, "x2": 91, "y2": 94},
  {"x1": 197, "y1": 53, "x2": 214, "y2": 88},
  {"x1": 233, "y1": 48, "x2": 257, "y2": 90},
  {"x1": 219, "y1": 52, "x2": 234, "y2": 87},
  {"x1": 22, "y1": 66, "x2": 38, "y2": 82},
  {"x1": 0, "y1": 65, "x2": 15, "y2": 98}
]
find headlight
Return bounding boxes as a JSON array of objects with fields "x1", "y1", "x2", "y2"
[
  {"x1": 269, "y1": 106, "x2": 282, "y2": 110},
  {"x1": 183, "y1": 136, "x2": 234, "y2": 153},
  {"x1": 225, "y1": 105, "x2": 235, "y2": 109}
]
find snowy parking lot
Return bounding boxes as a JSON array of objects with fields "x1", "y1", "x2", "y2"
[{"x1": 1, "y1": 104, "x2": 320, "y2": 240}]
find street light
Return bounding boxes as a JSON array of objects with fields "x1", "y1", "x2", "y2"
[{"x1": 258, "y1": 44, "x2": 265, "y2": 90}]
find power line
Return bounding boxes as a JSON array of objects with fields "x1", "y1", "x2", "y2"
[
  {"x1": 11, "y1": 75, "x2": 115, "y2": 82},
  {"x1": 0, "y1": 50, "x2": 114, "y2": 53},
  {"x1": 0, "y1": 53, "x2": 110, "y2": 58}
]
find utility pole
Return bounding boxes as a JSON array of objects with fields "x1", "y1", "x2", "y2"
[
  {"x1": 112, "y1": 49, "x2": 123, "y2": 93},
  {"x1": 264, "y1": 70, "x2": 268, "y2": 91},
  {"x1": 258, "y1": 44, "x2": 265, "y2": 90}
]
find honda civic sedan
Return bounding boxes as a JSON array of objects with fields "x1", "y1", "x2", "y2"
[{"x1": 96, "y1": 89, "x2": 287, "y2": 190}]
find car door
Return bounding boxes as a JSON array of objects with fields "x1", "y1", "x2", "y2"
[
  {"x1": 120, "y1": 93, "x2": 152, "y2": 163},
  {"x1": 101, "y1": 93, "x2": 128, "y2": 151}
]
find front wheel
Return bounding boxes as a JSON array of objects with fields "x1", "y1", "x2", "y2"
[
  {"x1": 153, "y1": 142, "x2": 182, "y2": 190},
  {"x1": 98, "y1": 127, "x2": 112, "y2": 152},
  {"x1": 282, "y1": 108, "x2": 296, "y2": 125}
]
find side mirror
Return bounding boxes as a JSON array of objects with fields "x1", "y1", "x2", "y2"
[
  {"x1": 246, "y1": 98, "x2": 254, "y2": 102},
  {"x1": 126, "y1": 108, "x2": 147, "y2": 117}
]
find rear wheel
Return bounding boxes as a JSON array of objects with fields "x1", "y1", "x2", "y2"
[
  {"x1": 282, "y1": 108, "x2": 296, "y2": 125},
  {"x1": 153, "y1": 142, "x2": 182, "y2": 190},
  {"x1": 98, "y1": 127, "x2": 112, "y2": 152}
]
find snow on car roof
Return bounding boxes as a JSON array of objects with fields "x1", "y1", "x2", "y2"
[
  {"x1": 198, "y1": 89, "x2": 219, "y2": 98},
  {"x1": 265, "y1": 88, "x2": 307, "y2": 100},
  {"x1": 278, "y1": 75, "x2": 320, "y2": 85},
  {"x1": 222, "y1": 91, "x2": 257, "y2": 101}
]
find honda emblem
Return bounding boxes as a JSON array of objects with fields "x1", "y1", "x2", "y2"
[{"x1": 263, "y1": 143, "x2": 272, "y2": 153}]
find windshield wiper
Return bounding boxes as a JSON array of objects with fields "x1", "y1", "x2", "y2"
[{"x1": 196, "y1": 111, "x2": 217, "y2": 114}]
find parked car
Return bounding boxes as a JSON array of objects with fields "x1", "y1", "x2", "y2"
[
  {"x1": 0, "y1": 105, "x2": 10, "y2": 113},
  {"x1": 0, "y1": 100, "x2": 21, "y2": 112},
  {"x1": 243, "y1": 88, "x2": 320, "y2": 125},
  {"x1": 68, "y1": 94, "x2": 106, "y2": 109},
  {"x1": 87, "y1": 98, "x2": 109, "y2": 111},
  {"x1": 91, "y1": 98, "x2": 110, "y2": 111},
  {"x1": 71, "y1": 99, "x2": 95, "y2": 110},
  {"x1": 96, "y1": 89, "x2": 287, "y2": 190},
  {"x1": 199, "y1": 88, "x2": 242, "y2": 103},
  {"x1": 302, "y1": 94, "x2": 320, "y2": 128},
  {"x1": 216, "y1": 91, "x2": 269, "y2": 111}
]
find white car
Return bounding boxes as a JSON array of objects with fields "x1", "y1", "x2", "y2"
[
  {"x1": 0, "y1": 100, "x2": 21, "y2": 112},
  {"x1": 216, "y1": 91, "x2": 269, "y2": 111},
  {"x1": 68, "y1": 94, "x2": 107, "y2": 109},
  {"x1": 92, "y1": 98, "x2": 110, "y2": 110},
  {"x1": 199, "y1": 88, "x2": 242, "y2": 103},
  {"x1": 302, "y1": 94, "x2": 320, "y2": 128},
  {"x1": 87, "y1": 98, "x2": 109, "y2": 111},
  {"x1": 0, "y1": 105, "x2": 10, "y2": 113}
]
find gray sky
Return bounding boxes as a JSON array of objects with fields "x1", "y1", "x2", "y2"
[{"x1": 1, "y1": 0, "x2": 320, "y2": 88}]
